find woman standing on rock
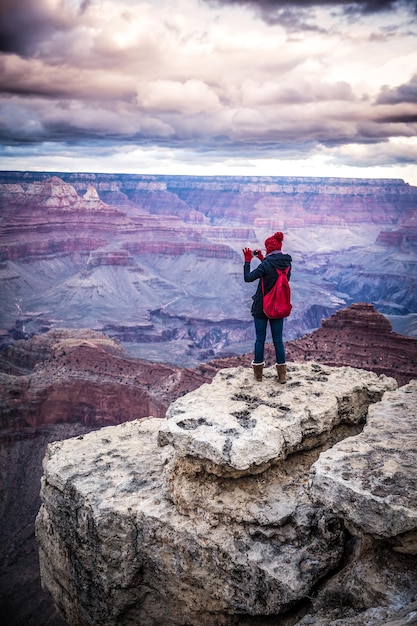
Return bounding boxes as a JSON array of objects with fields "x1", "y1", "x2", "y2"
[{"x1": 243, "y1": 231, "x2": 292, "y2": 383}]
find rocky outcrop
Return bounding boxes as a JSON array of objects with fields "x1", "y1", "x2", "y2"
[
  {"x1": 1, "y1": 316, "x2": 416, "y2": 624},
  {"x1": 310, "y1": 381, "x2": 417, "y2": 552},
  {"x1": 159, "y1": 362, "x2": 395, "y2": 477},
  {"x1": 286, "y1": 303, "x2": 417, "y2": 386},
  {"x1": 0, "y1": 329, "x2": 211, "y2": 625},
  {"x1": 0, "y1": 329, "x2": 215, "y2": 624},
  {"x1": 2, "y1": 305, "x2": 416, "y2": 625},
  {"x1": 1, "y1": 304, "x2": 416, "y2": 439},
  {"x1": 35, "y1": 363, "x2": 417, "y2": 626},
  {"x1": 0, "y1": 329, "x2": 208, "y2": 432}
]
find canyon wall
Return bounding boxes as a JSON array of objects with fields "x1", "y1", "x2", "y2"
[
  {"x1": 285, "y1": 303, "x2": 417, "y2": 387},
  {"x1": 0, "y1": 329, "x2": 208, "y2": 433},
  {"x1": 1, "y1": 172, "x2": 416, "y2": 365},
  {"x1": 1, "y1": 304, "x2": 415, "y2": 437}
]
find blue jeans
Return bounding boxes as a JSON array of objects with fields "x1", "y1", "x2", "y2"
[{"x1": 253, "y1": 317, "x2": 285, "y2": 364}]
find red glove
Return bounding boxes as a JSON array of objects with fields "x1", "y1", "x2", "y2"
[
  {"x1": 254, "y1": 250, "x2": 264, "y2": 261},
  {"x1": 243, "y1": 247, "x2": 253, "y2": 262}
]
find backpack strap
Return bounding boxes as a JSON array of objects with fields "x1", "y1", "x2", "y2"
[{"x1": 261, "y1": 266, "x2": 288, "y2": 295}]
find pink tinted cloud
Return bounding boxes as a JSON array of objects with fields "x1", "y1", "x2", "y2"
[{"x1": 0, "y1": 0, "x2": 416, "y2": 174}]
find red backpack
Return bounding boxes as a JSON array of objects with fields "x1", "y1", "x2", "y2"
[{"x1": 261, "y1": 267, "x2": 292, "y2": 319}]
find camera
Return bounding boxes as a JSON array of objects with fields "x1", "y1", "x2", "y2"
[{"x1": 253, "y1": 249, "x2": 261, "y2": 256}]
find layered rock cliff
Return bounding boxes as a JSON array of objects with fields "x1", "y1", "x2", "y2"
[
  {"x1": 3, "y1": 171, "x2": 416, "y2": 227},
  {"x1": 1, "y1": 171, "x2": 417, "y2": 363},
  {"x1": 0, "y1": 328, "x2": 208, "y2": 432},
  {"x1": 285, "y1": 303, "x2": 417, "y2": 386},
  {"x1": 36, "y1": 363, "x2": 417, "y2": 625},
  {"x1": 1, "y1": 304, "x2": 415, "y2": 437}
]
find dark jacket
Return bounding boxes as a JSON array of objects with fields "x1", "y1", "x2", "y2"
[{"x1": 244, "y1": 252, "x2": 292, "y2": 319}]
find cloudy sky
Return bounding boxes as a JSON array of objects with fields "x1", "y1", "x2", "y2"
[{"x1": 0, "y1": 0, "x2": 417, "y2": 183}]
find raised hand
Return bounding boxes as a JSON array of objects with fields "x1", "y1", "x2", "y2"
[{"x1": 243, "y1": 247, "x2": 253, "y2": 262}]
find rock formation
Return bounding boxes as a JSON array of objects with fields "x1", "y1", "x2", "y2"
[
  {"x1": 310, "y1": 381, "x2": 417, "y2": 552},
  {"x1": 1, "y1": 304, "x2": 415, "y2": 438},
  {"x1": 36, "y1": 363, "x2": 417, "y2": 625},
  {"x1": 285, "y1": 303, "x2": 417, "y2": 387},
  {"x1": 0, "y1": 328, "x2": 208, "y2": 431},
  {"x1": 1, "y1": 303, "x2": 417, "y2": 624},
  {"x1": 0, "y1": 330, "x2": 212, "y2": 625},
  {"x1": 377, "y1": 205, "x2": 417, "y2": 250},
  {"x1": 3, "y1": 171, "x2": 416, "y2": 227}
]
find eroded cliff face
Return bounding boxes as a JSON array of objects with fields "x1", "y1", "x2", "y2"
[
  {"x1": 0, "y1": 328, "x2": 209, "y2": 431},
  {"x1": 1, "y1": 172, "x2": 417, "y2": 364},
  {"x1": 286, "y1": 303, "x2": 417, "y2": 386},
  {"x1": 1, "y1": 304, "x2": 415, "y2": 436},
  {"x1": 36, "y1": 363, "x2": 417, "y2": 626}
]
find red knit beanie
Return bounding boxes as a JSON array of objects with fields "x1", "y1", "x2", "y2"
[{"x1": 264, "y1": 231, "x2": 284, "y2": 254}]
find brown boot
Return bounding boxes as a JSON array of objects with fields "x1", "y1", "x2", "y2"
[
  {"x1": 252, "y1": 361, "x2": 264, "y2": 382},
  {"x1": 276, "y1": 363, "x2": 287, "y2": 384}
]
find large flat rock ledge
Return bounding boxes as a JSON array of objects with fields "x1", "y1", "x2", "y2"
[
  {"x1": 159, "y1": 362, "x2": 397, "y2": 476},
  {"x1": 35, "y1": 363, "x2": 417, "y2": 626}
]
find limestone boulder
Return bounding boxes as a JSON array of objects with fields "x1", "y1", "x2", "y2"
[
  {"x1": 36, "y1": 416, "x2": 345, "y2": 626},
  {"x1": 310, "y1": 380, "x2": 417, "y2": 552}
]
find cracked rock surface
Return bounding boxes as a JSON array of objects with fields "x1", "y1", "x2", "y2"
[
  {"x1": 35, "y1": 363, "x2": 417, "y2": 626},
  {"x1": 159, "y1": 362, "x2": 396, "y2": 475},
  {"x1": 310, "y1": 379, "x2": 417, "y2": 551}
]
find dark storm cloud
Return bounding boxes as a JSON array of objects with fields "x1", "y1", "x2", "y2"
[
  {"x1": 205, "y1": 0, "x2": 417, "y2": 30},
  {"x1": 377, "y1": 75, "x2": 417, "y2": 104},
  {"x1": 376, "y1": 113, "x2": 417, "y2": 122},
  {"x1": 0, "y1": 0, "x2": 416, "y2": 180},
  {"x1": 205, "y1": 0, "x2": 416, "y2": 13},
  {"x1": 0, "y1": 0, "x2": 90, "y2": 56}
]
